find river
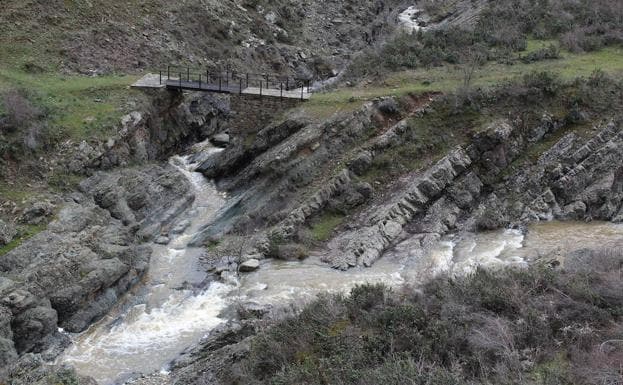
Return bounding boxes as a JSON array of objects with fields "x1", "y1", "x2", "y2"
[{"x1": 60, "y1": 151, "x2": 623, "y2": 384}]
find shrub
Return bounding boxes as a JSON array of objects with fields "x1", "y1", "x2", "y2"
[
  {"x1": 1, "y1": 89, "x2": 39, "y2": 132},
  {"x1": 522, "y1": 71, "x2": 561, "y2": 95},
  {"x1": 521, "y1": 44, "x2": 561, "y2": 63},
  {"x1": 346, "y1": 0, "x2": 623, "y2": 78},
  {"x1": 225, "y1": 257, "x2": 623, "y2": 385}
]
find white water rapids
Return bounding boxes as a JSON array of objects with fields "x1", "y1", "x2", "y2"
[
  {"x1": 60, "y1": 152, "x2": 230, "y2": 384},
  {"x1": 59, "y1": 152, "x2": 623, "y2": 384},
  {"x1": 398, "y1": 6, "x2": 428, "y2": 34}
]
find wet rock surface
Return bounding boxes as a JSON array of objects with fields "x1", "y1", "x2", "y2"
[
  {"x1": 239, "y1": 259, "x2": 260, "y2": 272},
  {"x1": 91, "y1": 92, "x2": 230, "y2": 171},
  {"x1": 166, "y1": 321, "x2": 257, "y2": 385}
]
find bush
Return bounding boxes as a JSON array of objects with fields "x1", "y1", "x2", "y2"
[
  {"x1": 224, "y1": 258, "x2": 623, "y2": 385},
  {"x1": 522, "y1": 71, "x2": 561, "y2": 95},
  {"x1": 1, "y1": 89, "x2": 39, "y2": 132},
  {"x1": 521, "y1": 44, "x2": 561, "y2": 63}
]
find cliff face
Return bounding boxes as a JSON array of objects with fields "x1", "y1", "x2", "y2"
[{"x1": 0, "y1": 164, "x2": 195, "y2": 367}]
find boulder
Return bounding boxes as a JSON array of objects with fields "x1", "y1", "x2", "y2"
[
  {"x1": 20, "y1": 201, "x2": 54, "y2": 225},
  {"x1": 275, "y1": 243, "x2": 308, "y2": 260},
  {"x1": 211, "y1": 133, "x2": 230, "y2": 147},
  {"x1": 11, "y1": 305, "x2": 58, "y2": 353},
  {"x1": 349, "y1": 152, "x2": 373, "y2": 176},
  {"x1": 171, "y1": 220, "x2": 191, "y2": 234},
  {"x1": 239, "y1": 259, "x2": 260, "y2": 272},
  {"x1": 155, "y1": 236, "x2": 170, "y2": 245}
]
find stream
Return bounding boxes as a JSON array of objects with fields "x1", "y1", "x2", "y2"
[{"x1": 59, "y1": 152, "x2": 623, "y2": 384}]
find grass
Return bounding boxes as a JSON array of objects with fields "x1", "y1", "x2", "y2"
[
  {"x1": 48, "y1": 172, "x2": 85, "y2": 193},
  {"x1": 294, "y1": 98, "x2": 367, "y2": 121},
  {"x1": 0, "y1": 223, "x2": 46, "y2": 257},
  {"x1": 308, "y1": 45, "x2": 623, "y2": 110},
  {"x1": 524, "y1": 39, "x2": 559, "y2": 54},
  {"x1": 0, "y1": 68, "x2": 141, "y2": 141},
  {"x1": 0, "y1": 181, "x2": 36, "y2": 202},
  {"x1": 310, "y1": 213, "x2": 345, "y2": 241}
]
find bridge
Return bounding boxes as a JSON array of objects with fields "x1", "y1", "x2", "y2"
[{"x1": 132, "y1": 66, "x2": 312, "y2": 101}]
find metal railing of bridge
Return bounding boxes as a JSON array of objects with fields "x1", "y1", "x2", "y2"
[{"x1": 158, "y1": 65, "x2": 312, "y2": 100}]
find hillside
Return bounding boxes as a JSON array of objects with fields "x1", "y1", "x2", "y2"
[{"x1": 0, "y1": 0, "x2": 401, "y2": 75}]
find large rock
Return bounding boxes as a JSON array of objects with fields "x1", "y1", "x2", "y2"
[
  {"x1": 211, "y1": 133, "x2": 230, "y2": 147},
  {"x1": 10, "y1": 306, "x2": 57, "y2": 353},
  {"x1": 0, "y1": 220, "x2": 16, "y2": 246},
  {"x1": 19, "y1": 201, "x2": 54, "y2": 225},
  {"x1": 239, "y1": 259, "x2": 260, "y2": 272}
]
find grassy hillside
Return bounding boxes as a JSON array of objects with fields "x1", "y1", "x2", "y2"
[{"x1": 318, "y1": 44, "x2": 623, "y2": 102}]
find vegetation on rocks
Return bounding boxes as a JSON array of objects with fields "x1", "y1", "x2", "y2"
[
  {"x1": 226, "y1": 250, "x2": 623, "y2": 385},
  {"x1": 310, "y1": 213, "x2": 345, "y2": 242},
  {"x1": 359, "y1": 69, "x2": 623, "y2": 187},
  {"x1": 0, "y1": 223, "x2": 46, "y2": 257},
  {"x1": 0, "y1": 71, "x2": 140, "y2": 158}
]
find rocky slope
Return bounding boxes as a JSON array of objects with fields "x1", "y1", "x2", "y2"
[
  {"x1": 0, "y1": 88, "x2": 234, "y2": 378},
  {"x1": 1, "y1": 0, "x2": 405, "y2": 79},
  {"x1": 326, "y1": 117, "x2": 623, "y2": 269}
]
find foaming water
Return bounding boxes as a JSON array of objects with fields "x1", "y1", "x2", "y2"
[
  {"x1": 61, "y1": 149, "x2": 232, "y2": 385},
  {"x1": 398, "y1": 6, "x2": 427, "y2": 34},
  {"x1": 388, "y1": 222, "x2": 623, "y2": 281},
  {"x1": 238, "y1": 257, "x2": 408, "y2": 306},
  {"x1": 239, "y1": 222, "x2": 623, "y2": 308}
]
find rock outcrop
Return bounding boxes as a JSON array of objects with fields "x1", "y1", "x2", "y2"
[
  {"x1": 0, "y1": 164, "x2": 193, "y2": 373},
  {"x1": 0, "y1": 220, "x2": 16, "y2": 246},
  {"x1": 90, "y1": 91, "x2": 230, "y2": 171},
  {"x1": 322, "y1": 117, "x2": 623, "y2": 269},
  {"x1": 473, "y1": 119, "x2": 623, "y2": 225},
  {"x1": 326, "y1": 148, "x2": 472, "y2": 269}
]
